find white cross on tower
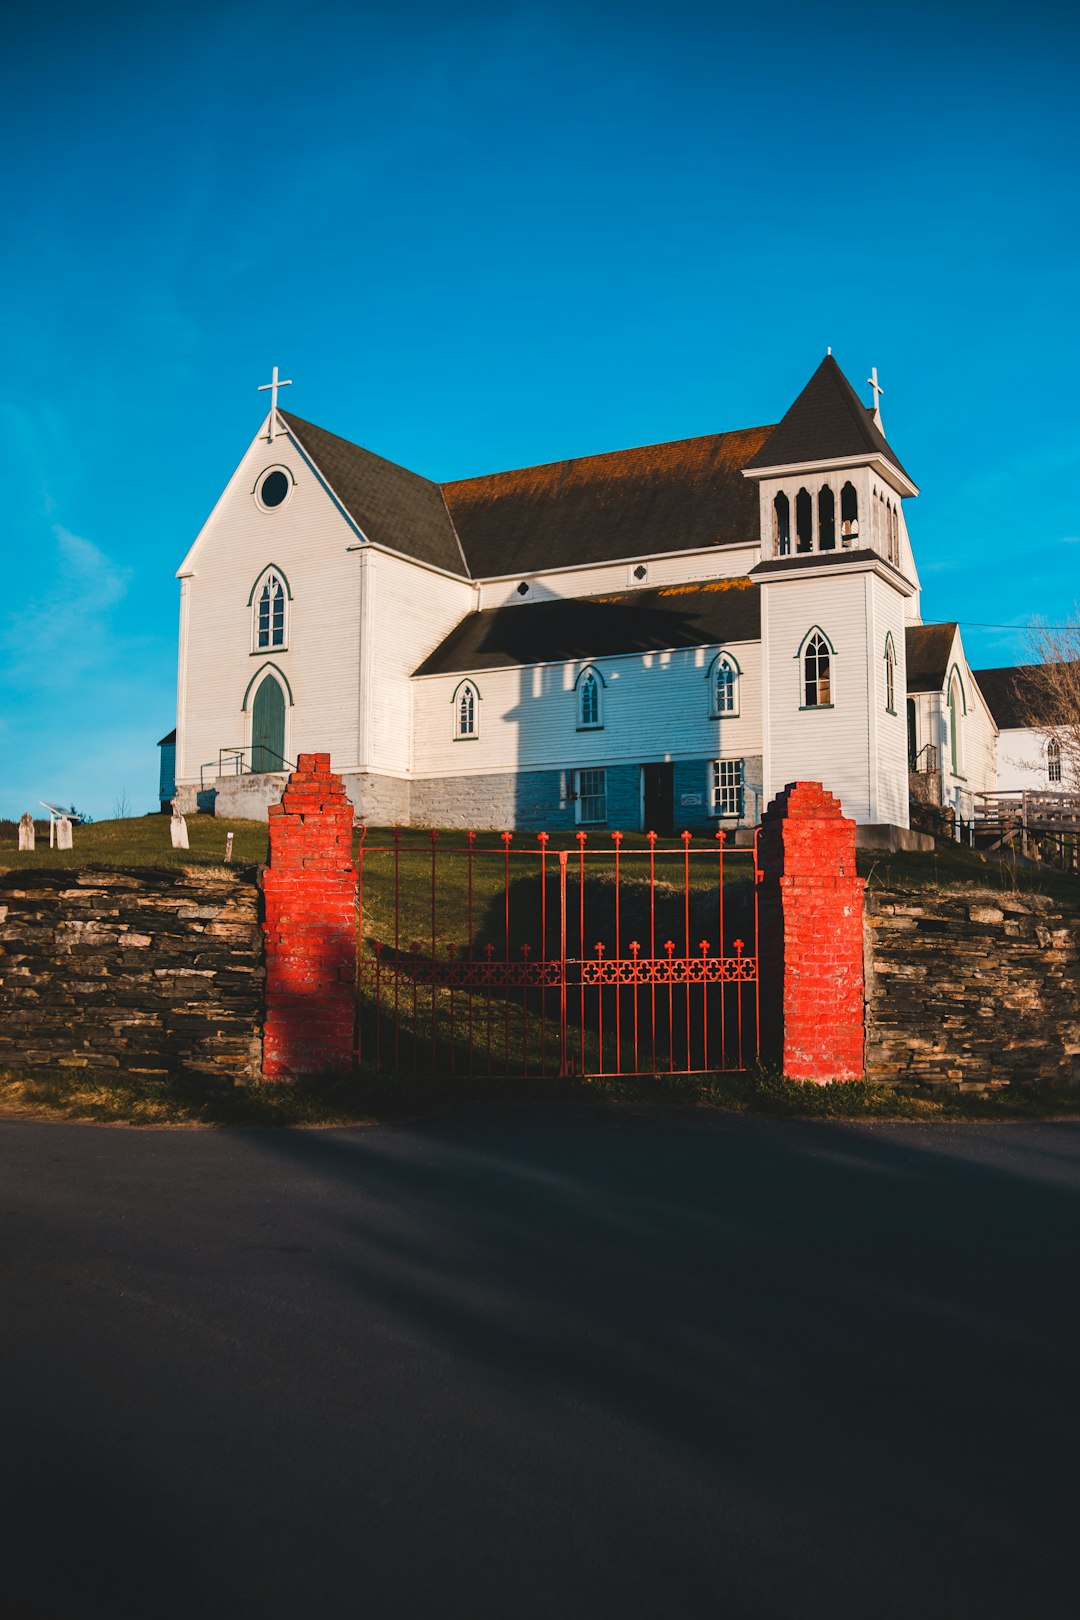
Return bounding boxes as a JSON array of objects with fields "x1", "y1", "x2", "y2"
[
  {"x1": 867, "y1": 366, "x2": 884, "y2": 429},
  {"x1": 258, "y1": 365, "x2": 293, "y2": 442}
]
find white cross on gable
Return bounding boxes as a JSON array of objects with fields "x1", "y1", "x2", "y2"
[
  {"x1": 258, "y1": 365, "x2": 293, "y2": 442},
  {"x1": 867, "y1": 366, "x2": 884, "y2": 428}
]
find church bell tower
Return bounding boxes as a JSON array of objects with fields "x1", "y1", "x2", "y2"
[{"x1": 744, "y1": 355, "x2": 920, "y2": 828}]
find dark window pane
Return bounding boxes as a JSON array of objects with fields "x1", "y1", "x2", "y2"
[{"x1": 260, "y1": 470, "x2": 290, "y2": 507}]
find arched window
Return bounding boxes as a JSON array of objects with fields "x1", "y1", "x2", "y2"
[
  {"x1": 249, "y1": 567, "x2": 291, "y2": 650},
  {"x1": 773, "y1": 491, "x2": 790, "y2": 556},
  {"x1": 948, "y1": 672, "x2": 963, "y2": 776},
  {"x1": 801, "y1": 630, "x2": 833, "y2": 708},
  {"x1": 575, "y1": 666, "x2": 604, "y2": 729},
  {"x1": 795, "y1": 488, "x2": 813, "y2": 552},
  {"x1": 884, "y1": 633, "x2": 896, "y2": 713},
  {"x1": 708, "y1": 651, "x2": 742, "y2": 718},
  {"x1": 453, "y1": 680, "x2": 479, "y2": 740},
  {"x1": 1048, "y1": 737, "x2": 1063, "y2": 783},
  {"x1": 818, "y1": 485, "x2": 836, "y2": 550},
  {"x1": 840, "y1": 481, "x2": 859, "y2": 546}
]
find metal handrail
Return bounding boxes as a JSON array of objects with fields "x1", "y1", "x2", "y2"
[{"x1": 199, "y1": 746, "x2": 295, "y2": 788}]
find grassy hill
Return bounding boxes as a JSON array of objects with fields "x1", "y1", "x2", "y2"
[{"x1": 0, "y1": 814, "x2": 269, "y2": 871}]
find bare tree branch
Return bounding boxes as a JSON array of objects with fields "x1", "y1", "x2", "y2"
[{"x1": 1018, "y1": 607, "x2": 1080, "y2": 789}]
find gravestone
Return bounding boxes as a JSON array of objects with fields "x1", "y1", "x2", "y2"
[
  {"x1": 56, "y1": 816, "x2": 73, "y2": 851},
  {"x1": 18, "y1": 813, "x2": 34, "y2": 852},
  {"x1": 224, "y1": 832, "x2": 234, "y2": 863},
  {"x1": 170, "y1": 803, "x2": 190, "y2": 850}
]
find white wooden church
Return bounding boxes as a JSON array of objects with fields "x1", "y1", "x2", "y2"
[{"x1": 171, "y1": 356, "x2": 1050, "y2": 836}]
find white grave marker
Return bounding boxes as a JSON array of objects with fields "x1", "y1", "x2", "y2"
[
  {"x1": 224, "y1": 832, "x2": 234, "y2": 863},
  {"x1": 18, "y1": 813, "x2": 35, "y2": 852},
  {"x1": 170, "y1": 804, "x2": 190, "y2": 850},
  {"x1": 56, "y1": 816, "x2": 73, "y2": 851}
]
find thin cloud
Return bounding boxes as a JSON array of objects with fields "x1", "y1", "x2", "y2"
[{"x1": 1, "y1": 524, "x2": 131, "y2": 682}]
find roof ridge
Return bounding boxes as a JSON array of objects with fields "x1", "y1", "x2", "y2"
[
  {"x1": 440, "y1": 422, "x2": 777, "y2": 491},
  {"x1": 280, "y1": 410, "x2": 439, "y2": 489},
  {"x1": 437, "y1": 481, "x2": 473, "y2": 580}
]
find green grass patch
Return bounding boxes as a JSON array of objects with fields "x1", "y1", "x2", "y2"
[
  {"x1": 857, "y1": 842, "x2": 1079, "y2": 903},
  {"x1": 3, "y1": 1065, "x2": 1079, "y2": 1129},
  {"x1": 0, "y1": 815, "x2": 269, "y2": 872}
]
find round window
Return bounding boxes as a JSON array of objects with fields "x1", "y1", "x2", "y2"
[{"x1": 258, "y1": 469, "x2": 290, "y2": 509}]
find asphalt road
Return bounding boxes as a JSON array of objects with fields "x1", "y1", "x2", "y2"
[{"x1": 1, "y1": 1110, "x2": 1078, "y2": 1620}]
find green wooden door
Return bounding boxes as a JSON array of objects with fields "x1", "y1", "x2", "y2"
[{"x1": 251, "y1": 675, "x2": 286, "y2": 772}]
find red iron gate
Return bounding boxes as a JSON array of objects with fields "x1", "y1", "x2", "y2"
[{"x1": 356, "y1": 829, "x2": 759, "y2": 1078}]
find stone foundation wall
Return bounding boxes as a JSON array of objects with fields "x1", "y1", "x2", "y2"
[
  {"x1": 0, "y1": 868, "x2": 264, "y2": 1083},
  {"x1": 202, "y1": 774, "x2": 286, "y2": 822},
  {"x1": 178, "y1": 760, "x2": 765, "y2": 835},
  {"x1": 865, "y1": 888, "x2": 1080, "y2": 1088},
  {"x1": 342, "y1": 771, "x2": 411, "y2": 827}
]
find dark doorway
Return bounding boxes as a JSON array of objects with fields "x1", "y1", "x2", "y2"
[{"x1": 642, "y1": 763, "x2": 675, "y2": 835}]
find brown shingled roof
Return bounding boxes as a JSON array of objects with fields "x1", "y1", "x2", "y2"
[
  {"x1": 746, "y1": 356, "x2": 913, "y2": 483},
  {"x1": 442, "y1": 425, "x2": 775, "y2": 576},
  {"x1": 415, "y1": 579, "x2": 760, "y2": 676},
  {"x1": 282, "y1": 412, "x2": 468, "y2": 577},
  {"x1": 973, "y1": 666, "x2": 1038, "y2": 730},
  {"x1": 905, "y1": 623, "x2": 958, "y2": 692}
]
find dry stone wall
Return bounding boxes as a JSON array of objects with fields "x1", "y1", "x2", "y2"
[
  {"x1": 0, "y1": 867, "x2": 263, "y2": 1083},
  {"x1": 865, "y1": 888, "x2": 1080, "y2": 1089}
]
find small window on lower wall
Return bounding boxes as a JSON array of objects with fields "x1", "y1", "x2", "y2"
[
  {"x1": 452, "y1": 680, "x2": 480, "y2": 740},
  {"x1": 712, "y1": 758, "x2": 745, "y2": 818},
  {"x1": 575, "y1": 768, "x2": 607, "y2": 824}
]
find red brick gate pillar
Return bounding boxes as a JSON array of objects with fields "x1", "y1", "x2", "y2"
[
  {"x1": 262, "y1": 753, "x2": 357, "y2": 1081},
  {"x1": 757, "y1": 781, "x2": 865, "y2": 1082}
]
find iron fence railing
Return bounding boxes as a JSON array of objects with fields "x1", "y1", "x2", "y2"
[{"x1": 356, "y1": 828, "x2": 761, "y2": 1080}]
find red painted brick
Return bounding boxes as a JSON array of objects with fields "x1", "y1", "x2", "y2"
[
  {"x1": 758, "y1": 781, "x2": 865, "y2": 1083},
  {"x1": 261, "y1": 754, "x2": 357, "y2": 1081}
]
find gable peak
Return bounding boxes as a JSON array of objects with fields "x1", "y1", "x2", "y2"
[{"x1": 745, "y1": 353, "x2": 913, "y2": 486}]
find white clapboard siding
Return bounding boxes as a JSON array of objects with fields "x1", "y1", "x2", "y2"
[
  {"x1": 366, "y1": 552, "x2": 476, "y2": 775},
  {"x1": 410, "y1": 641, "x2": 761, "y2": 777},
  {"x1": 954, "y1": 657, "x2": 998, "y2": 798},
  {"x1": 176, "y1": 427, "x2": 365, "y2": 784},
  {"x1": 869, "y1": 574, "x2": 911, "y2": 826},
  {"x1": 476, "y1": 545, "x2": 760, "y2": 609},
  {"x1": 994, "y1": 728, "x2": 1059, "y2": 793},
  {"x1": 761, "y1": 571, "x2": 876, "y2": 823},
  {"x1": 933, "y1": 627, "x2": 995, "y2": 799}
]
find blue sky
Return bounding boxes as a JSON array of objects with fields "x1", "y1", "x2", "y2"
[{"x1": 2, "y1": 0, "x2": 1078, "y2": 819}]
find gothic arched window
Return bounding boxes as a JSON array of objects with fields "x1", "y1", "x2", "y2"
[
  {"x1": 818, "y1": 485, "x2": 836, "y2": 550},
  {"x1": 708, "y1": 651, "x2": 741, "y2": 718},
  {"x1": 575, "y1": 666, "x2": 604, "y2": 730},
  {"x1": 1048, "y1": 737, "x2": 1063, "y2": 783},
  {"x1": 801, "y1": 630, "x2": 833, "y2": 708},
  {"x1": 453, "y1": 681, "x2": 479, "y2": 740},
  {"x1": 840, "y1": 481, "x2": 859, "y2": 546},
  {"x1": 948, "y1": 672, "x2": 964, "y2": 776},
  {"x1": 884, "y1": 633, "x2": 896, "y2": 714},
  {"x1": 773, "y1": 491, "x2": 791, "y2": 556},
  {"x1": 249, "y1": 567, "x2": 290, "y2": 651}
]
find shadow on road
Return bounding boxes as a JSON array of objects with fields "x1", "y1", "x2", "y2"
[{"x1": 1, "y1": 1112, "x2": 1077, "y2": 1619}]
